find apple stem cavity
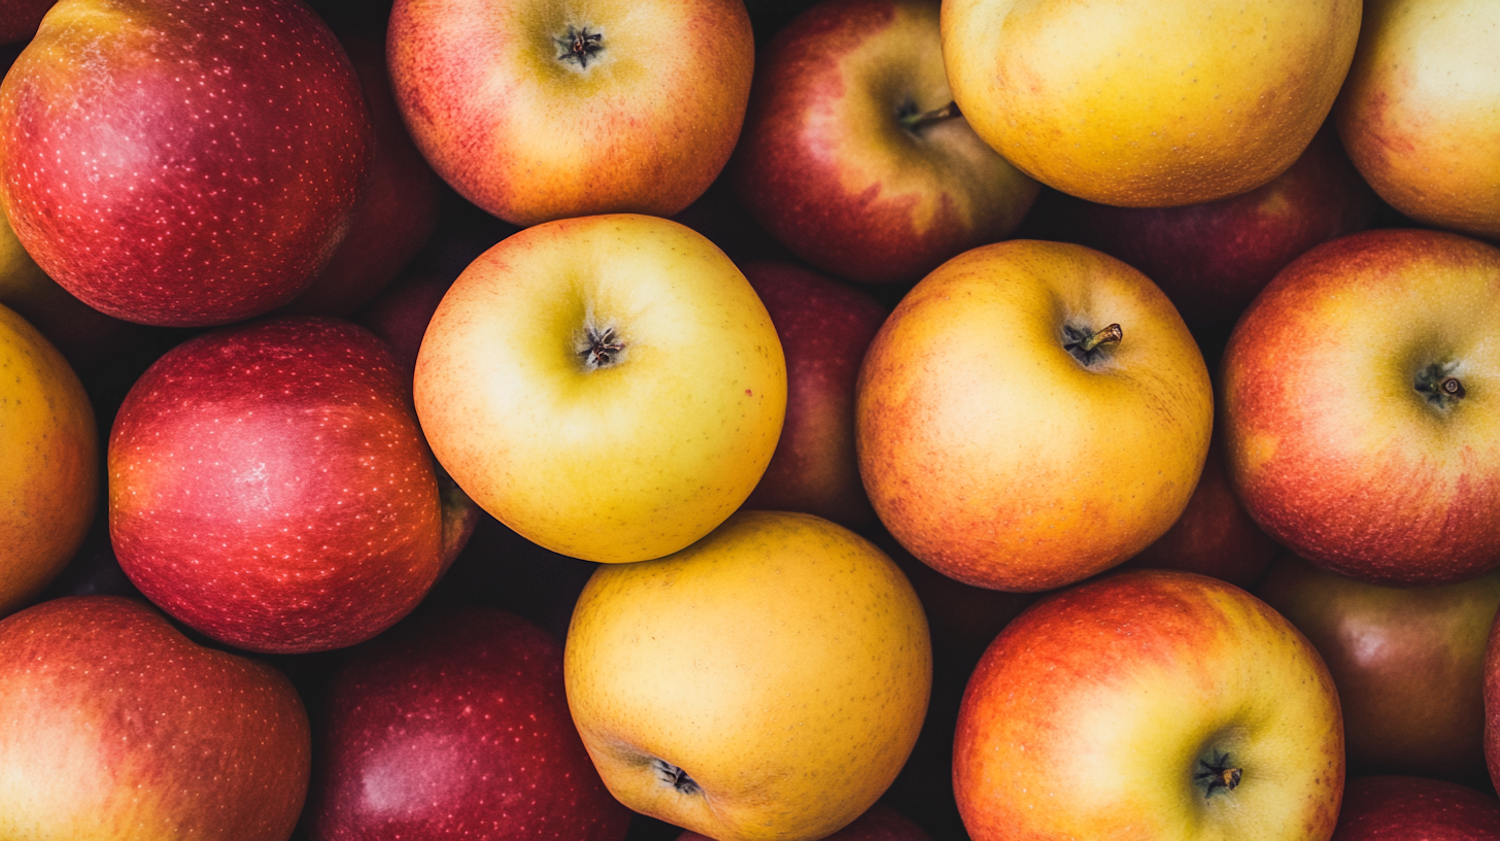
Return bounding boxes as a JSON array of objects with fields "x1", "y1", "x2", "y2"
[
  {"x1": 556, "y1": 25, "x2": 604, "y2": 69},
  {"x1": 1415, "y1": 362, "x2": 1467, "y2": 409},
  {"x1": 1194, "y1": 749, "x2": 1243, "y2": 800},
  {"x1": 1062, "y1": 323, "x2": 1123, "y2": 366},
  {"x1": 577, "y1": 324, "x2": 627, "y2": 371},
  {"x1": 897, "y1": 100, "x2": 964, "y2": 134},
  {"x1": 651, "y1": 758, "x2": 701, "y2": 796}
]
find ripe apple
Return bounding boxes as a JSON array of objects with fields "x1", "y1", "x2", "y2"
[
  {"x1": 109, "y1": 316, "x2": 462, "y2": 653},
  {"x1": 414, "y1": 214, "x2": 786, "y2": 564},
  {"x1": 941, "y1": 0, "x2": 1362, "y2": 207},
  {"x1": 0, "y1": 302, "x2": 97, "y2": 616},
  {"x1": 675, "y1": 804, "x2": 931, "y2": 841},
  {"x1": 730, "y1": 0, "x2": 1038, "y2": 285},
  {"x1": 564, "y1": 510, "x2": 932, "y2": 841},
  {"x1": 856, "y1": 239, "x2": 1213, "y2": 592},
  {"x1": 1221, "y1": 228, "x2": 1500, "y2": 585},
  {"x1": 740, "y1": 261, "x2": 887, "y2": 529},
  {"x1": 1336, "y1": 0, "x2": 1500, "y2": 241},
  {"x1": 954, "y1": 570, "x2": 1344, "y2": 841},
  {"x1": 0, "y1": 595, "x2": 311, "y2": 840},
  {"x1": 308, "y1": 605, "x2": 631, "y2": 841},
  {"x1": 1258, "y1": 553, "x2": 1500, "y2": 780},
  {"x1": 0, "y1": 0, "x2": 372, "y2": 327},
  {"x1": 387, "y1": 0, "x2": 753, "y2": 227},
  {"x1": 1332, "y1": 776, "x2": 1500, "y2": 841}
]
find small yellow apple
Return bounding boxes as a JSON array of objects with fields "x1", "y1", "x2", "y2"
[{"x1": 564, "y1": 510, "x2": 932, "y2": 841}]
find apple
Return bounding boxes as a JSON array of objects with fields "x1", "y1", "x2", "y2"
[
  {"x1": 675, "y1": 804, "x2": 931, "y2": 841},
  {"x1": 387, "y1": 0, "x2": 753, "y2": 227},
  {"x1": 0, "y1": 302, "x2": 97, "y2": 616},
  {"x1": 1332, "y1": 776, "x2": 1500, "y2": 841},
  {"x1": 740, "y1": 261, "x2": 887, "y2": 529},
  {"x1": 564, "y1": 510, "x2": 932, "y2": 841},
  {"x1": 1258, "y1": 554, "x2": 1500, "y2": 780},
  {"x1": 954, "y1": 569, "x2": 1344, "y2": 841},
  {"x1": 941, "y1": 0, "x2": 1363, "y2": 207},
  {"x1": 0, "y1": 595, "x2": 311, "y2": 840},
  {"x1": 109, "y1": 316, "x2": 465, "y2": 653},
  {"x1": 1221, "y1": 228, "x2": 1500, "y2": 586},
  {"x1": 1335, "y1": 0, "x2": 1500, "y2": 241},
  {"x1": 307, "y1": 605, "x2": 631, "y2": 841},
  {"x1": 0, "y1": 0, "x2": 372, "y2": 327},
  {"x1": 414, "y1": 213, "x2": 786, "y2": 565},
  {"x1": 856, "y1": 239, "x2": 1213, "y2": 592},
  {"x1": 729, "y1": 0, "x2": 1038, "y2": 285}
]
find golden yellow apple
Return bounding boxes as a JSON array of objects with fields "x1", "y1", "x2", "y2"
[{"x1": 564, "y1": 510, "x2": 932, "y2": 841}]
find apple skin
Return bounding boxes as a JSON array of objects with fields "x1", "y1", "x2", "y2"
[
  {"x1": 1221, "y1": 228, "x2": 1500, "y2": 586},
  {"x1": 0, "y1": 595, "x2": 311, "y2": 840},
  {"x1": 941, "y1": 0, "x2": 1362, "y2": 208},
  {"x1": 1258, "y1": 554, "x2": 1500, "y2": 781},
  {"x1": 0, "y1": 0, "x2": 372, "y2": 327},
  {"x1": 1331, "y1": 776, "x2": 1500, "y2": 841},
  {"x1": 109, "y1": 316, "x2": 451, "y2": 654},
  {"x1": 730, "y1": 0, "x2": 1038, "y2": 285},
  {"x1": 387, "y1": 0, "x2": 753, "y2": 227},
  {"x1": 307, "y1": 605, "x2": 631, "y2": 841},
  {"x1": 414, "y1": 214, "x2": 786, "y2": 565},
  {"x1": 564, "y1": 510, "x2": 931, "y2": 841},
  {"x1": 0, "y1": 302, "x2": 97, "y2": 617},
  {"x1": 740, "y1": 261, "x2": 887, "y2": 529},
  {"x1": 856, "y1": 239, "x2": 1213, "y2": 592},
  {"x1": 675, "y1": 804, "x2": 931, "y2": 841},
  {"x1": 1335, "y1": 0, "x2": 1500, "y2": 241},
  {"x1": 954, "y1": 570, "x2": 1344, "y2": 841}
]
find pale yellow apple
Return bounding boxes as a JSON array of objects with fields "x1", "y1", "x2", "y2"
[
  {"x1": 942, "y1": 0, "x2": 1362, "y2": 207},
  {"x1": 0, "y1": 302, "x2": 98, "y2": 615},
  {"x1": 414, "y1": 214, "x2": 785, "y2": 564},
  {"x1": 564, "y1": 510, "x2": 932, "y2": 841}
]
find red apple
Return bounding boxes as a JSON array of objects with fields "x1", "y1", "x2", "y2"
[
  {"x1": 741, "y1": 261, "x2": 888, "y2": 529},
  {"x1": 307, "y1": 605, "x2": 631, "y2": 841},
  {"x1": 109, "y1": 316, "x2": 460, "y2": 653},
  {"x1": 0, "y1": 0, "x2": 372, "y2": 326},
  {"x1": 0, "y1": 595, "x2": 310, "y2": 840},
  {"x1": 675, "y1": 803, "x2": 930, "y2": 841},
  {"x1": 1258, "y1": 554, "x2": 1500, "y2": 780},
  {"x1": 1332, "y1": 776, "x2": 1500, "y2": 841},
  {"x1": 1222, "y1": 229, "x2": 1500, "y2": 585}
]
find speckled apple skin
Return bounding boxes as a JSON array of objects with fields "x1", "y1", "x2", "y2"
[
  {"x1": 309, "y1": 606, "x2": 632, "y2": 841},
  {"x1": 0, "y1": 0, "x2": 372, "y2": 327},
  {"x1": 0, "y1": 595, "x2": 311, "y2": 841},
  {"x1": 109, "y1": 317, "x2": 445, "y2": 653},
  {"x1": 1331, "y1": 776, "x2": 1500, "y2": 840}
]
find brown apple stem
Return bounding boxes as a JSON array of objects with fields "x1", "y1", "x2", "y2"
[
  {"x1": 900, "y1": 100, "x2": 963, "y2": 132},
  {"x1": 1441, "y1": 376, "x2": 1466, "y2": 399},
  {"x1": 1194, "y1": 750, "x2": 1242, "y2": 799},
  {"x1": 1076, "y1": 323, "x2": 1123, "y2": 354}
]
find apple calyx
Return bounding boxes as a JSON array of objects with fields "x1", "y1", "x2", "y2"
[
  {"x1": 651, "y1": 758, "x2": 701, "y2": 795},
  {"x1": 1062, "y1": 322, "x2": 1123, "y2": 366},
  {"x1": 556, "y1": 25, "x2": 604, "y2": 69},
  {"x1": 1415, "y1": 362, "x2": 1467, "y2": 409},
  {"x1": 577, "y1": 323, "x2": 627, "y2": 371},
  {"x1": 897, "y1": 100, "x2": 964, "y2": 134},
  {"x1": 1193, "y1": 749, "x2": 1243, "y2": 800}
]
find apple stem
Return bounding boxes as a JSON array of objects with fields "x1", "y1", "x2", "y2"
[
  {"x1": 578, "y1": 325, "x2": 626, "y2": 370},
  {"x1": 556, "y1": 25, "x2": 604, "y2": 68},
  {"x1": 1415, "y1": 363, "x2": 1467, "y2": 408},
  {"x1": 1441, "y1": 376, "x2": 1466, "y2": 399},
  {"x1": 900, "y1": 100, "x2": 963, "y2": 132},
  {"x1": 1194, "y1": 750, "x2": 1242, "y2": 799},
  {"x1": 651, "y1": 758, "x2": 700, "y2": 795},
  {"x1": 1074, "y1": 323, "x2": 1123, "y2": 354}
]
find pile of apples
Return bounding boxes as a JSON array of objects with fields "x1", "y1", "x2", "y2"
[{"x1": 2, "y1": 0, "x2": 1499, "y2": 839}]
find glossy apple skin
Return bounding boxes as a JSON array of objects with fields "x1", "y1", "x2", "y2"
[
  {"x1": 1335, "y1": 0, "x2": 1500, "y2": 241},
  {"x1": 731, "y1": 0, "x2": 1037, "y2": 285},
  {"x1": 1222, "y1": 229, "x2": 1500, "y2": 585},
  {"x1": 0, "y1": 0, "x2": 371, "y2": 327},
  {"x1": 1331, "y1": 776, "x2": 1500, "y2": 841},
  {"x1": 741, "y1": 262, "x2": 886, "y2": 529},
  {"x1": 954, "y1": 570, "x2": 1344, "y2": 841},
  {"x1": 942, "y1": 0, "x2": 1362, "y2": 208},
  {"x1": 0, "y1": 596, "x2": 311, "y2": 840},
  {"x1": 308, "y1": 605, "x2": 631, "y2": 841},
  {"x1": 1258, "y1": 554, "x2": 1500, "y2": 780},
  {"x1": 675, "y1": 804, "x2": 931, "y2": 841},
  {"x1": 857, "y1": 240, "x2": 1212, "y2": 592},
  {"x1": 109, "y1": 317, "x2": 448, "y2": 653},
  {"x1": 388, "y1": 0, "x2": 753, "y2": 227}
]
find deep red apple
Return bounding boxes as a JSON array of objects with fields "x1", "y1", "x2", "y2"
[
  {"x1": 676, "y1": 803, "x2": 931, "y2": 841},
  {"x1": 307, "y1": 605, "x2": 631, "y2": 841},
  {"x1": 0, "y1": 0, "x2": 372, "y2": 326},
  {"x1": 355, "y1": 270, "x2": 457, "y2": 384},
  {"x1": 741, "y1": 262, "x2": 887, "y2": 528},
  {"x1": 109, "y1": 316, "x2": 464, "y2": 653},
  {"x1": 1332, "y1": 776, "x2": 1500, "y2": 841},
  {"x1": 1258, "y1": 554, "x2": 1500, "y2": 780},
  {"x1": 0, "y1": 595, "x2": 311, "y2": 840}
]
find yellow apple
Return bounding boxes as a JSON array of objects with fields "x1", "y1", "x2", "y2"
[
  {"x1": 414, "y1": 214, "x2": 786, "y2": 564},
  {"x1": 941, "y1": 0, "x2": 1362, "y2": 207},
  {"x1": 564, "y1": 510, "x2": 932, "y2": 841},
  {"x1": 0, "y1": 302, "x2": 98, "y2": 615}
]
